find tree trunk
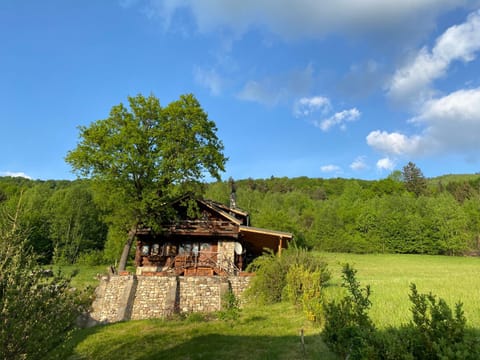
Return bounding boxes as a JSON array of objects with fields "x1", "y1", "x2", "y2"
[{"x1": 118, "y1": 227, "x2": 137, "y2": 271}]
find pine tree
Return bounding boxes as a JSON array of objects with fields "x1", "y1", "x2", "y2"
[{"x1": 402, "y1": 162, "x2": 427, "y2": 197}]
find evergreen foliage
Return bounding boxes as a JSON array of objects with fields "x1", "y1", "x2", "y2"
[{"x1": 402, "y1": 162, "x2": 428, "y2": 197}]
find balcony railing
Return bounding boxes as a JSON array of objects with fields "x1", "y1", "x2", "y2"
[
  {"x1": 164, "y1": 220, "x2": 239, "y2": 237},
  {"x1": 151, "y1": 250, "x2": 240, "y2": 276}
]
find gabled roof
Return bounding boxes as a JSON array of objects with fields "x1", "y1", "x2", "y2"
[{"x1": 198, "y1": 199, "x2": 244, "y2": 225}]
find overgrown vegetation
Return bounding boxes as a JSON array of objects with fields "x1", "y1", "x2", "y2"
[
  {"x1": 323, "y1": 264, "x2": 478, "y2": 359},
  {"x1": 323, "y1": 264, "x2": 376, "y2": 358},
  {"x1": 218, "y1": 288, "x2": 242, "y2": 322},
  {"x1": 245, "y1": 247, "x2": 330, "y2": 324},
  {"x1": 0, "y1": 198, "x2": 90, "y2": 359}
]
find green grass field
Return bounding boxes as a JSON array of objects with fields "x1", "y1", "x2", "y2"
[
  {"x1": 320, "y1": 253, "x2": 480, "y2": 329},
  {"x1": 50, "y1": 253, "x2": 480, "y2": 359}
]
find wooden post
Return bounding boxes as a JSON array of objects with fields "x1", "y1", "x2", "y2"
[{"x1": 278, "y1": 236, "x2": 283, "y2": 256}]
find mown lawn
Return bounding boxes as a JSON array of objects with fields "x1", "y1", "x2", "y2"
[
  {"x1": 49, "y1": 253, "x2": 480, "y2": 359},
  {"x1": 48, "y1": 302, "x2": 335, "y2": 360}
]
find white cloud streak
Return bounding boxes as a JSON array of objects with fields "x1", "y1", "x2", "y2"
[
  {"x1": 293, "y1": 96, "x2": 330, "y2": 117},
  {"x1": 193, "y1": 66, "x2": 224, "y2": 95},
  {"x1": 368, "y1": 87, "x2": 480, "y2": 157},
  {"x1": 143, "y1": 0, "x2": 470, "y2": 41},
  {"x1": 388, "y1": 10, "x2": 480, "y2": 104},
  {"x1": 0, "y1": 171, "x2": 32, "y2": 179},
  {"x1": 321, "y1": 164, "x2": 341, "y2": 173},
  {"x1": 316, "y1": 108, "x2": 360, "y2": 132}
]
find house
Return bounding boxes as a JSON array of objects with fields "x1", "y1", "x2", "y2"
[
  {"x1": 89, "y1": 194, "x2": 293, "y2": 323},
  {"x1": 134, "y1": 196, "x2": 293, "y2": 276}
]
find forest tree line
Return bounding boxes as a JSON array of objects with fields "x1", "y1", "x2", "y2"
[{"x1": 2, "y1": 165, "x2": 480, "y2": 265}]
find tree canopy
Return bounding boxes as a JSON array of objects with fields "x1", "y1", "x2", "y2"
[{"x1": 66, "y1": 93, "x2": 227, "y2": 269}]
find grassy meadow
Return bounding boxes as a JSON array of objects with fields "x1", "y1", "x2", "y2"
[
  {"x1": 50, "y1": 253, "x2": 480, "y2": 359},
  {"x1": 320, "y1": 253, "x2": 480, "y2": 329}
]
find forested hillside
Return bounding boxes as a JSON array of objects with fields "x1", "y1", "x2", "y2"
[{"x1": 2, "y1": 169, "x2": 480, "y2": 265}]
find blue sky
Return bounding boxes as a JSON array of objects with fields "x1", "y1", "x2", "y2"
[{"x1": 2, "y1": 1, "x2": 480, "y2": 181}]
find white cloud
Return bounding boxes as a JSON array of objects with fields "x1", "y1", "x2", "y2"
[
  {"x1": 0, "y1": 171, "x2": 32, "y2": 179},
  {"x1": 376, "y1": 157, "x2": 395, "y2": 171},
  {"x1": 143, "y1": 0, "x2": 469, "y2": 41},
  {"x1": 193, "y1": 66, "x2": 224, "y2": 95},
  {"x1": 321, "y1": 164, "x2": 341, "y2": 173},
  {"x1": 388, "y1": 10, "x2": 480, "y2": 104},
  {"x1": 293, "y1": 96, "x2": 330, "y2": 117},
  {"x1": 350, "y1": 156, "x2": 368, "y2": 171},
  {"x1": 413, "y1": 87, "x2": 480, "y2": 153},
  {"x1": 366, "y1": 130, "x2": 422, "y2": 156},
  {"x1": 368, "y1": 87, "x2": 480, "y2": 158},
  {"x1": 315, "y1": 108, "x2": 360, "y2": 132}
]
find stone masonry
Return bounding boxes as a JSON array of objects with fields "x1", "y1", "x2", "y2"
[{"x1": 90, "y1": 274, "x2": 252, "y2": 324}]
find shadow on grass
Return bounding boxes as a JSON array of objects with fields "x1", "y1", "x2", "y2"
[{"x1": 49, "y1": 326, "x2": 337, "y2": 360}]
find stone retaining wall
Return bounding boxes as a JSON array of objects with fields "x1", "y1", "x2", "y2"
[{"x1": 90, "y1": 274, "x2": 252, "y2": 324}]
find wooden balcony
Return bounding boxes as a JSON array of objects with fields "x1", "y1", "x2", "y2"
[{"x1": 164, "y1": 220, "x2": 239, "y2": 238}]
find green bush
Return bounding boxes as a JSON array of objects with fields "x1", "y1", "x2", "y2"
[
  {"x1": 0, "y1": 202, "x2": 89, "y2": 360},
  {"x1": 218, "y1": 288, "x2": 241, "y2": 322},
  {"x1": 323, "y1": 264, "x2": 378, "y2": 359},
  {"x1": 76, "y1": 249, "x2": 106, "y2": 266},
  {"x1": 285, "y1": 264, "x2": 327, "y2": 324},
  {"x1": 406, "y1": 284, "x2": 468, "y2": 359},
  {"x1": 245, "y1": 247, "x2": 330, "y2": 304},
  {"x1": 323, "y1": 264, "x2": 478, "y2": 359}
]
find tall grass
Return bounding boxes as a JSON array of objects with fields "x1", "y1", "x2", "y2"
[{"x1": 320, "y1": 253, "x2": 480, "y2": 329}]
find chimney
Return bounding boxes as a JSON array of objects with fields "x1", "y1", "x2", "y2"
[{"x1": 229, "y1": 177, "x2": 236, "y2": 209}]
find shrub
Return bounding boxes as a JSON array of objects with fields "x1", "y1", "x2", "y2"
[
  {"x1": 76, "y1": 249, "x2": 106, "y2": 266},
  {"x1": 218, "y1": 288, "x2": 241, "y2": 322},
  {"x1": 0, "y1": 201, "x2": 89, "y2": 359},
  {"x1": 322, "y1": 264, "x2": 378, "y2": 359},
  {"x1": 323, "y1": 264, "x2": 477, "y2": 360},
  {"x1": 285, "y1": 264, "x2": 327, "y2": 324},
  {"x1": 406, "y1": 283, "x2": 468, "y2": 359},
  {"x1": 245, "y1": 247, "x2": 330, "y2": 304}
]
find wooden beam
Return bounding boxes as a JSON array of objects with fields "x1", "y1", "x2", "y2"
[{"x1": 278, "y1": 236, "x2": 283, "y2": 256}]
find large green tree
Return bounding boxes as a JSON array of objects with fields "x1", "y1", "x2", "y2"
[{"x1": 66, "y1": 93, "x2": 226, "y2": 270}]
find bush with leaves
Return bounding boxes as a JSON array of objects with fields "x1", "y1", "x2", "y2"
[
  {"x1": 218, "y1": 288, "x2": 241, "y2": 322},
  {"x1": 405, "y1": 284, "x2": 468, "y2": 359},
  {"x1": 245, "y1": 247, "x2": 330, "y2": 304},
  {"x1": 323, "y1": 265, "x2": 476, "y2": 360},
  {"x1": 285, "y1": 264, "x2": 327, "y2": 324},
  {"x1": 0, "y1": 200, "x2": 88, "y2": 359},
  {"x1": 322, "y1": 264, "x2": 378, "y2": 359}
]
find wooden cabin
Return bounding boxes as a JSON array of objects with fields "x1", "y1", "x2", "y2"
[{"x1": 134, "y1": 197, "x2": 292, "y2": 276}]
